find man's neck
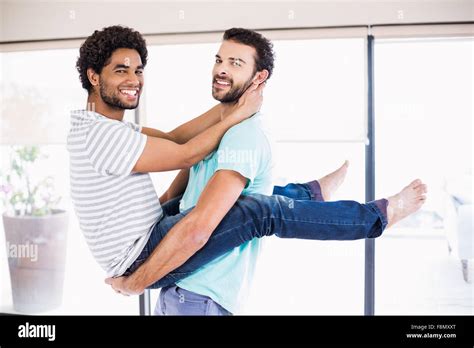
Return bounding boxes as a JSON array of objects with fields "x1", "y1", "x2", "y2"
[
  {"x1": 219, "y1": 101, "x2": 238, "y2": 121},
  {"x1": 87, "y1": 94, "x2": 125, "y2": 121}
]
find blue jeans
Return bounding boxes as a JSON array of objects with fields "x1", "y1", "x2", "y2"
[
  {"x1": 124, "y1": 182, "x2": 388, "y2": 289},
  {"x1": 154, "y1": 285, "x2": 232, "y2": 316}
]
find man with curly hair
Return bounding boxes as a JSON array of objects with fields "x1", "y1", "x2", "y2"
[{"x1": 68, "y1": 26, "x2": 427, "y2": 315}]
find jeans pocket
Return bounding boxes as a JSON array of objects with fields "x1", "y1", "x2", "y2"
[
  {"x1": 161, "y1": 286, "x2": 211, "y2": 315},
  {"x1": 175, "y1": 287, "x2": 210, "y2": 304}
]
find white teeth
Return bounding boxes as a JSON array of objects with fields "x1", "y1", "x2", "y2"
[
  {"x1": 216, "y1": 79, "x2": 230, "y2": 86},
  {"x1": 121, "y1": 89, "x2": 137, "y2": 96}
]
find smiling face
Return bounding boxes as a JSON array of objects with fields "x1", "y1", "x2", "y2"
[
  {"x1": 90, "y1": 48, "x2": 144, "y2": 110},
  {"x1": 212, "y1": 40, "x2": 259, "y2": 103}
]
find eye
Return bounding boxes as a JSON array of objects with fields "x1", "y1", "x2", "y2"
[
  {"x1": 232, "y1": 61, "x2": 242, "y2": 67},
  {"x1": 136, "y1": 70, "x2": 144, "y2": 75},
  {"x1": 215, "y1": 58, "x2": 222, "y2": 64},
  {"x1": 116, "y1": 69, "x2": 126, "y2": 74}
]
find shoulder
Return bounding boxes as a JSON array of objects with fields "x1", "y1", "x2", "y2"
[
  {"x1": 222, "y1": 113, "x2": 268, "y2": 143},
  {"x1": 89, "y1": 117, "x2": 136, "y2": 135},
  {"x1": 219, "y1": 113, "x2": 273, "y2": 164}
]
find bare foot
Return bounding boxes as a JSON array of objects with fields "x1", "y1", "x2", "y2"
[
  {"x1": 319, "y1": 160, "x2": 349, "y2": 201},
  {"x1": 386, "y1": 179, "x2": 428, "y2": 228}
]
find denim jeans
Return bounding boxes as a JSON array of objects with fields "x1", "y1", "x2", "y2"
[
  {"x1": 124, "y1": 182, "x2": 388, "y2": 289},
  {"x1": 154, "y1": 285, "x2": 232, "y2": 316}
]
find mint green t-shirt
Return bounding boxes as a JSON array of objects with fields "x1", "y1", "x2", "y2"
[{"x1": 176, "y1": 112, "x2": 273, "y2": 313}]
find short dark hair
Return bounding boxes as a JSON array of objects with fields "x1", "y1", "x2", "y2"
[
  {"x1": 76, "y1": 25, "x2": 148, "y2": 93},
  {"x1": 223, "y1": 28, "x2": 275, "y2": 79}
]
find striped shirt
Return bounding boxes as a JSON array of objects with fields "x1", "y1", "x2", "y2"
[{"x1": 67, "y1": 110, "x2": 162, "y2": 276}]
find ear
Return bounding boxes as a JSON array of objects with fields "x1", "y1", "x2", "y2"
[
  {"x1": 87, "y1": 68, "x2": 100, "y2": 89},
  {"x1": 252, "y1": 69, "x2": 269, "y2": 85}
]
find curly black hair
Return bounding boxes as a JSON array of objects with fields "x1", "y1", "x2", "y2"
[
  {"x1": 223, "y1": 28, "x2": 275, "y2": 79},
  {"x1": 76, "y1": 25, "x2": 148, "y2": 93}
]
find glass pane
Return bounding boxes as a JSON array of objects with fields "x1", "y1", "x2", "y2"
[
  {"x1": 0, "y1": 48, "x2": 139, "y2": 314},
  {"x1": 266, "y1": 39, "x2": 366, "y2": 141},
  {"x1": 0, "y1": 49, "x2": 135, "y2": 145},
  {"x1": 374, "y1": 37, "x2": 473, "y2": 314},
  {"x1": 0, "y1": 50, "x2": 83, "y2": 145},
  {"x1": 145, "y1": 38, "x2": 366, "y2": 314}
]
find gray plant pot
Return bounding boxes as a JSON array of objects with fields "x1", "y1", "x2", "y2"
[{"x1": 2, "y1": 209, "x2": 68, "y2": 313}]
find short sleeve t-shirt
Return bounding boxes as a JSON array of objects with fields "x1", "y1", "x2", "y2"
[
  {"x1": 67, "y1": 110, "x2": 162, "y2": 276},
  {"x1": 177, "y1": 112, "x2": 273, "y2": 313}
]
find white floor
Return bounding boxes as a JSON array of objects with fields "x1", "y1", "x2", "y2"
[{"x1": 375, "y1": 228, "x2": 473, "y2": 315}]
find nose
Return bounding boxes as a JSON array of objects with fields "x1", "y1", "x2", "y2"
[
  {"x1": 217, "y1": 69, "x2": 228, "y2": 77},
  {"x1": 216, "y1": 63, "x2": 230, "y2": 77},
  {"x1": 126, "y1": 71, "x2": 141, "y2": 86}
]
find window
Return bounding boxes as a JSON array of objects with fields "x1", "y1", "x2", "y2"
[{"x1": 374, "y1": 37, "x2": 473, "y2": 314}]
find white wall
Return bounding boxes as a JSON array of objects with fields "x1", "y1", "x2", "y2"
[{"x1": 1, "y1": 0, "x2": 473, "y2": 43}]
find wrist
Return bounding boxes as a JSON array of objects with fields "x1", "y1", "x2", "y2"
[{"x1": 126, "y1": 271, "x2": 146, "y2": 293}]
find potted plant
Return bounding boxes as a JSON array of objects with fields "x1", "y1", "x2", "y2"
[{"x1": 1, "y1": 146, "x2": 68, "y2": 313}]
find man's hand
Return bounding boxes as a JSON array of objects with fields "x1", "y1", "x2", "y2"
[
  {"x1": 229, "y1": 82, "x2": 265, "y2": 123},
  {"x1": 104, "y1": 276, "x2": 145, "y2": 296}
]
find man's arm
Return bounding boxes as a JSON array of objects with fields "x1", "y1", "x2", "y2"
[
  {"x1": 140, "y1": 127, "x2": 175, "y2": 142},
  {"x1": 159, "y1": 169, "x2": 189, "y2": 204},
  {"x1": 140, "y1": 104, "x2": 223, "y2": 144},
  {"x1": 105, "y1": 170, "x2": 247, "y2": 295},
  {"x1": 169, "y1": 104, "x2": 224, "y2": 144},
  {"x1": 132, "y1": 83, "x2": 263, "y2": 173}
]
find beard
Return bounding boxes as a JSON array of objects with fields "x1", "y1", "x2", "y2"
[
  {"x1": 99, "y1": 81, "x2": 140, "y2": 110},
  {"x1": 212, "y1": 75, "x2": 254, "y2": 104}
]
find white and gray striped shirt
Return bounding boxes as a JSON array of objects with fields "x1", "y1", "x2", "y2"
[{"x1": 67, "y1": 110, "x2": 162, "y2": 276}]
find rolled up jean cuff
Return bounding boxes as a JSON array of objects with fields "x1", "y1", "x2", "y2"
[
  {"x1": 368, "y1": 198, "x2": 389, "y2": 229},
  {"x1": 305, "y1": 180, "x2": 325, "y2": 201}
]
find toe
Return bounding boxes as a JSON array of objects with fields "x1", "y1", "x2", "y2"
[
  {"x1": 408, "y1": 179, "x2": 422, "y2": 188},
  {"x1": 338, "y1": 161, "x2": 349, "y2": 172},
  {"x1": 415, "y1": 184, "x2": 428, "y2": 195}
]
